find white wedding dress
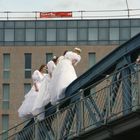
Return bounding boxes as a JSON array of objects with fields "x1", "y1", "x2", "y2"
[
  {"x1": 18, "y1": 70, "x2": 46, "y2": 119},
  {"x1": 31, "y1": 60, "x2": 56, "y2": 120},
  {"x1": 31, "y1": 74, "x2": 51, "y2": 120},
  {"x1": 50, "y1": 51, "x2": 81, "y2": 105}
]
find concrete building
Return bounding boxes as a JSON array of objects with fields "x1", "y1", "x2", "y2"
[{"x1": 0, "y1": 18, "x2": 140, "y2": 135}]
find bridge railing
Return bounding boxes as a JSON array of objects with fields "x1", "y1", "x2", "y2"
[{"x1": 1, "y1": 62, "x2": 140, "y2": 140}]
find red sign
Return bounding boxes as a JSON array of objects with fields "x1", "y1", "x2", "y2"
[{"x1": 40, "y1": 12, "x2": 72, "y2": 18}]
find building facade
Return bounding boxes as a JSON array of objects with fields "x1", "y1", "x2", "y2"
[{"x1": 0, "y1": 18, "x2": 140, "y2": 136}]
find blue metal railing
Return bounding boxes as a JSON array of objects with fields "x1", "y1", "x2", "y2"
[{"x1": 0, "y1": 63, "x2": 140, "y2": 140}]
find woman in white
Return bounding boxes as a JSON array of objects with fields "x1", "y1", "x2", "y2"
[
  {"x1": 50, "y1": 48, "x2": 81, "y2": 105},
  {"x1": 31, "y1": 56, "x2": 58, "y2": 120},
  {"x1": 47, "y1": 56, "x2": 58, "y2": 78},
  {"x1": 18, "y1": 64, "x2": 47, "y2": 120},
  {"x1": 57, "y1": 50, "x2": 68, "y2": 64}
]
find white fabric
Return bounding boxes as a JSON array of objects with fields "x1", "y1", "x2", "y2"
[
  {"x1": 50, "y1": 51, "x2": 81, "y2": 105},
  {"x1": 18, "y1": 70, "x2": 46, "y2": 120},
  {"x1": 58, "y1": 55, "x2": 64, "y2": 63},
  {"x1": 47, "y1": 60, "x2": 56, "y2": 78},
  {"x1": 31, "y1": 61, "x2": 57, "y2": 120},
  {"x1": 31, "y1": 74, "x2": 51, "y2": 120}
]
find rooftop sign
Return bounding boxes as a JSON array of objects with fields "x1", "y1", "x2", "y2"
[{"x1": 40, "y1": 12, "x2": 72, "y2": 18}]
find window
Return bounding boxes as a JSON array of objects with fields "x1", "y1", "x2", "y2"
[
  {"x1": 15, "y1": 29, "x2": 25, "y2": 41},
  {"x1": 120, "y1": 28, "x2": 130, "y2": 41},
  {"x1": 26, "y1": 21, "x2": 35, "y2": 28},
  {"x1": 25, "y1": 53, "x2": 32, "y2": 78},
  {"x1": 88, "y1": 28, "x2": 98, "y2": 41},
  {"x1": 0, "y1": 21, "x2": 4, "y2": 28},
  {"x1": 109, "y1": 28, "x2": 119, "y2": 40},
  {"x1": 46, "y1": 29, "x2": 56, "y2": 41},
  {"x1": 99, "y1": 20, "x2": 109, "y2": 27},
  {"x1": 78, "y1": 28, "x2": 87, "y2": 41},
  {"x1": 36, "y1": 29, "x2": 46, "y2": 41},
  {"x1": 46, "y1": 21, "x2": 56, "y2": 28},
  {"x1": 3, "y1": 54, "x2": 10, "y2": 79},
  {"x1": 131, "y1": 19, "x2": 140, "y2": 27},
  {"x1": 88, "y1": 52, "x2": 96, "y2": 68},
  {"x1": 2, "y1": 115, "x2": 9, "y2": 140},
  {"x1": 5, "y1": 29, "x2": 14, "y2": 41},
  {"x1": 88, "y1": 20, "x2": 98, "y2": 27},
  {"x1": 67, "y1": 21, "x2": 77, "y2": 28},
  {"x1": 99, "y1": 28, "x2": 109, "y2": 40},
  {"x1": 46, "y1": 53, "x2": 53, "y2": 63},
  {"x1": 120, "y1": 19, "x2": 130, "y2": 27},
  {"x1": 15, "y1": 21, "x2": 25, "y2": 28},
  {"x1": 57, "y1": 29, "x2": 67, "y2": 41},
  {"x1": 25, "y1": 29, "x2": 35, "y2": 41},
  {"x1": 5, "y1": 21, "x2": 14, "y2": 28},
  {"x1": 57, "y1": 21, "x2": 67, "y2": 28},
  {"x1": 78, "y1": 21, "x2": 88, "y2": 27},
  {"x1": 36, "y1": 21, "x2": 46, "y2": 28},
  {"x1": 2, "y1": 84, "x2": 10, "y2": 110},
  {"x1": 110, "y1": 20, "x2": 119, "y2": 27},
  {"x1": 0, "y1": 29, "x2": 4, "y2": 41},
  {"x1": 67, "y1": 29, "x2": 77, "y2": 41},
  {"x1": 131, "y1": 27, "x2": 140, "y2": 38},
  {"x1": 24, "y1": 83, "x2": 31, "y2": 95}
]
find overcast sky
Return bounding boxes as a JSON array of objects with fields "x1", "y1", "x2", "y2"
[
  {"x1": 0, "y1": 0, "x2": 140, "y2": 19},
  {"x1": 0, "y1": 0, "x2": 140, "y2": 11}
]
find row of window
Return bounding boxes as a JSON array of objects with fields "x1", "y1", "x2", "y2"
[
  {"x1": 0, "y1": 19, "x2": 140, "y2": 29},
  {"x1": 0, "y1": 40, "x2": 130, "y2": 46},
  {"x1": 3, "y1": 53, "x2": 53, "y2": 79},
  {"x1": 3, "y1": 52, "x2": 96, "y2": 79},
  {"x1": 0, "y1": 27, "x2": 140, "y2": 45},
  {"x1": 0, "y1": 19, "x2": 140, "y2": 46}
]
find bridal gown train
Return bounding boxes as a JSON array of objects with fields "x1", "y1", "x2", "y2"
[
  {"x1": 18, "y1": 70, "x2": 46, "y2": 119},
  {"x1": 31, "y1": 74, "x2": 51, "y2": 120}
]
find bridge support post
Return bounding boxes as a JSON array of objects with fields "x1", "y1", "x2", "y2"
[
  {"x1": 76, "y1": 89, "x2": 84, "y2": 136},
  {"x1": 122, "y1": 68, "x2": 132, "y2": 115},
  {"x1": 34, "y1": 118, "x2": 39, "y2": 140}
]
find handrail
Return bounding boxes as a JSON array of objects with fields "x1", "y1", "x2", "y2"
[
  {"x1": 65, "y1": 32, "x2": 140, "y2": 98},
  {"x1": 0, "y1": 9, "x2": 140, "y2": 20},
  {"x1": 1, "y1": 62, "x2": 140, "y2": 139}
]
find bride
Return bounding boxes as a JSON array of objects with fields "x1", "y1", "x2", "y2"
[
  {"x1": 18, "y1": 64, "x2": 47, "y2": 120},
  {"x1": 31, "y1": 56, "x2": 58, "y2": 120},
  {"x1": 50, "y1": 48, "x2": 81, "y2": 105}
]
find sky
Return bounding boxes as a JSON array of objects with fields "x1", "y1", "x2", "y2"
[
  {"x1": 0, "y1": 0, "x2": 140, "y2": 19},
  {"x1": 0, "y1": 0, "x2": 140, "y2": 11}
]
